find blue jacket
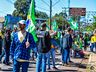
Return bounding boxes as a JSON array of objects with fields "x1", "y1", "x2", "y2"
[
  {"x1": 60, "y1": 34, "x2": 73, "y2": 49},
  {"x1": 10, "y1": 32, "x2": 37, "y2": 60}
]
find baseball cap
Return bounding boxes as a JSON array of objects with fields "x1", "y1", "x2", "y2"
[{"x1": 19, "y1": 20, "x2": 26, "y2": 25}]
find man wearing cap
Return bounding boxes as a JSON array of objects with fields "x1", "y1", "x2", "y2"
[
  {"x1": 36, "y1": 23, "x2": 51, "y2": 72},
  {"x1": 10, "y1": 20, "x2": 37, "y2": 72}
]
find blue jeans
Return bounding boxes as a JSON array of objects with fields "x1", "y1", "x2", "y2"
[
  {"x1": 63, "y1": 49, "x2": 70, "y2": 64},
  {"x1": 0, "y1": 49, "x2": 5, "y2": 61},
  {"x1": 36, "y1": 53, "x2": 47, "y2": 72},
  {"x1": 94, "y1": 42, "x2": 96, "y2": 51},
  {"x1": 90, "y1": 43, "x2": 94, "y2": 52},
  {"x1": 3, "y1": 48, "x2": 10, "y2": 63},
  {"x1": 13, "y1": 59, "x2": 29, "y2": 72},
  {"x1": 31, "y1": 50, "x2": 37, "y2": 60},
  {"x1": 47, "y1": 48, "x2": 55, "y2": 68},
  {"x1": 61, "y1": 49, "x2": 64, "y2": 63}
]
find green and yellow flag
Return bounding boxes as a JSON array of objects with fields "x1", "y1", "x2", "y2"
[
  {"x1": 68, "y1": 18, "x2": 78, "y2": 30},
  {"x1": 27, "y1": 0, "x2": 38, "y2": 42}
]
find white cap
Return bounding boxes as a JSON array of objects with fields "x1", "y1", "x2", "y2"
[{"x1": 19, "y1": 20, "x2": 26, "y2": 25}]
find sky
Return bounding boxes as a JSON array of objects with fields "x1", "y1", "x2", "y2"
[
  {"x1": 0, "y1": 0, "x2": 96, "y2": 17},
  {"x1": 0, "y1": 0, "x2": 15, "y2": 17}
]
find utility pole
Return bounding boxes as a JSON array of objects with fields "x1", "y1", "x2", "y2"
[
  {"x1": 41, "y1": 0, "x2": 59, "y2": 30},
  {"x1": 62, "y1": 7, "x2": 67, "y2": 30},
  {"x1": 68, "y1": 0, "x2": 70, "y2": 16},
  {"x1": 50, "y1": 0, "x2": 52, "y2": 30}
]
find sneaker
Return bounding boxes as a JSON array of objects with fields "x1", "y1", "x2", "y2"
[
  {"x1": 69, "y1": 61, "x2": 73, "y2": 63},
  {"x1": 6, "y1": 62, "x2": 12, "y2": 65},
  {"x1": 64, "y1": 63, "x2": 68, "y2": 66},
  {"x1": 3, "y1": 61, "x2": 6, "y2": 64},
  {"x1": 52, "y1": 67, "x2": 58, "y2": 70},
  {"x1": 3, "y1": 61, "x2": 10, "y2": 65},
  {"x1": 0, "y1": 67, "x2": 1, "y2": 70},
  {"x1": 47, "y1": 67, "x2": 51, "y2": 70},
  {"x1": 0, "y1": 61, "x2": 2, "y2": 63},
  {"x1": 62, "y1": 63, "x2": 69, "y2": 66},
  {"x1": 66, "y1": 63, "x2": 71, "y2": 67}
]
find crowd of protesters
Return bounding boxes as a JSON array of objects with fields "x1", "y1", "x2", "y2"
[{"x1": 0, "y1": 19, "x2": 96, "y2": 72}]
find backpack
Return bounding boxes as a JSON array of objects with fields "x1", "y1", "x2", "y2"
[{"x1": 37, "y1": 31, "x2": 51, "y2": 53}]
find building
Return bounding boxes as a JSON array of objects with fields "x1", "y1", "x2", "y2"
[{"x1": 5, "y1": 14, "x2": 22, "y2": 29}]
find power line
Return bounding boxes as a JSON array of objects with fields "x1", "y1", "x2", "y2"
[
  {"x1": 52, "y1": 0, "x2": 64, "y2": 14},
  {"x1": 52, "y1": 0, "x2": 60, "y2": 7},
  {"x1": 36, "y1": 6, "x2": 50, "y2": 12},
  {"x1": 41, "y1": 0, "x2": 50, "y2": 7}
]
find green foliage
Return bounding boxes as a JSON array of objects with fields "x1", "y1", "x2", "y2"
[
  {"x1": 13, "y1": 0, "x2": 31, "y2": 20},
  {"x1": 84, "y1": 21, "x2": 96, "y2": 32},
  {"x1": 93, "y1": 16, "x2": 96, "y2": 21},
  {"x1": 85, "y1": 26, "x2": 93, "y2": 31},
  {"x1": 13, "y1": 0, "x2": 48, "y2": 20},
  {"x1": 35, "y1": 10, "x2": 48, "y2": 18},
  {"x1": 93, "y1": 22, "x2": 96, "y2": 29},
  {"x1": 81, "y1": 16, "x2": 96, "y2": 32},
  {"x1": 53, "y1": 12, "x2": 69, "y2": 29},
  {"x1": 91, "y1": 16, "x2": 96, "y2": 30}
]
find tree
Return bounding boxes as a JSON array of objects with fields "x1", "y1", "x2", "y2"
[
  {"x1": 13, "y1": 0, "x2": 31, "y2": 20},
  {"x1": 53, "y1": 12, "x2": 69, "y2": 30},
  {"x1": 13, "y1": 0, "x2": 48, "y2": 19},
  {"x1": 92, "y1": 16, "x2": 96, "y2": 29},
  {"x1": 82, "y1": 16, "x2": 96, "y2": 31},
  {"x1": 35, "y1": 10, "x2": 48, "y2": 18}
]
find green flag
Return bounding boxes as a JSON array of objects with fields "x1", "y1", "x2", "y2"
[
  {"x1": 52, "y1": 20, "x2": 58, "y2": 31},
  {"x1": 27, "y1": 0, "x2": 38, "y2": 42},
  {"x1": 68, "y1": 18, "x2": 78, "y2": 30},
  {"x1": 4, "y1": 16, "x2": 8, "y2": 27}
]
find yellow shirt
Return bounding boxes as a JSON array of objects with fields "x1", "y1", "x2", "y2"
[{"x1": 91, "y1": 36, "x2": 96, "y2": 43}]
